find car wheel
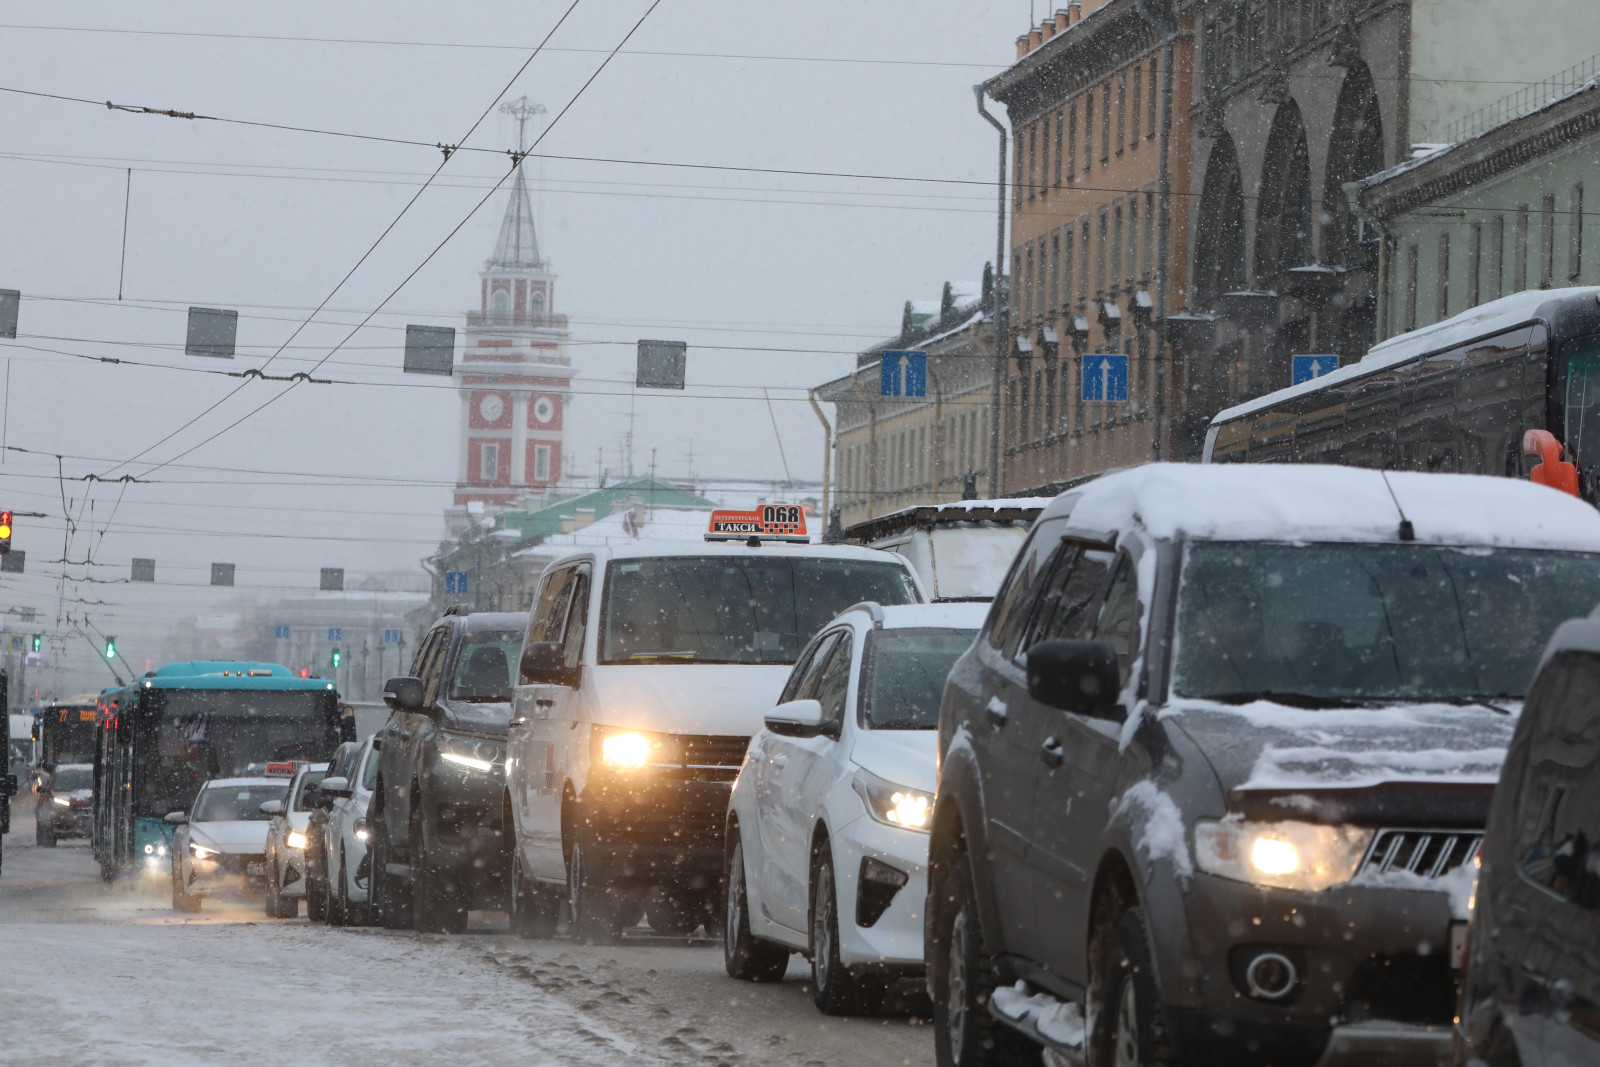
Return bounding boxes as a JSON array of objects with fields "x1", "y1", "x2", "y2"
[
  {"x1": 1090, "y1": 907, "x2": 1178, "y2": 1067},
  {"x1": 932, "y1": 852, "x2": 1034, "y2": 1067},
  {"x1": 327, "y1": 850, "x2": 350, "y2": 927},
  {"x1": 264, "y1": 861, "x2": 283, "y2": 917},
  {"x1": 723, "y1": 836, "x2": 789, "y2": 981},
  {"x1": 411, "y1": 811, "x2": 468, "y2": 935},
  {"x1": 567, "y1": 836, "x2": 620, "y2": 944},
  {"x1": 171, "y1": 859, "x2": 201, "y2": 913},
  {"x1": 510, "y1": 849, "x2": 559, "y2": 940},
  {"x1": 371, "y1": 811, "x2": 412, "y2": 930},
  {"x1": 306, "y1": 849, "x2": 328, "y2": 923},
  {"x1": 811, "y1": 851, "x2": 885, "y2": 1015}
]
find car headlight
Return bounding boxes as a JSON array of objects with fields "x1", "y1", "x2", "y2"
[
  {"x1": 595, "y1": 728, "x2": 681, "y2": 773},
  {"x1": 852, "y1": 769, "x2": 933, "y2": 833},
  {"x1": 354, "y1": 819, "x2": 369, "y2": 843},
  {"x1": 52, "y1": 796, "x2": 70, "y2": 808},
  {"x1": 439, "y1": 734, "x2": 503, "y2": 773},
  {"x1": 190, "y1": 842, "x2": 218, "y2": 860},
  {"x1": 286, "y1": 830, "x2": 308, "y2": 850},
  {"x1": 1194, "y1": 819, "x2": 1373, "y2": 892}
]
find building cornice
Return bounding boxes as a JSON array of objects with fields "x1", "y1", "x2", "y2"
[{"x1": 983, "y1": 0, "x2": 1164, "y2": 120}]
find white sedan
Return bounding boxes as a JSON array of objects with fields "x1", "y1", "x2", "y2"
[
  {"x1": 320, "y1": 736, "x2": 378, "y2": 925},
  {"x1": 262, "y1": 763, "x2": 328, "y2": 918},
  {"x1": 169, "y1": 777, "x2": 291, "y2": 912},
  {"x1": 724, "y1": 601, "x2": 984, "y2": 1014}
]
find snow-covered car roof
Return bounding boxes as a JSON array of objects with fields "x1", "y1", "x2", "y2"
[
  {"x1": 1047, "y1": 463, "x2": 1600, "y2": 551},
  {"x1": 834, "y1": 602, "x2": 988, "y2": 631},
  {"x1": 52, "y1": 762, "x2": 93, "y2": 772},
  {"x1": 541, "y1": 538, "x2": 915, "y2": 571},
  {"x1": 197, "y1": 777, "x2": 289, "y2": 791}
]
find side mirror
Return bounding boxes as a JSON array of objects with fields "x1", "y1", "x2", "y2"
[
  {"x1": 320, "y1": 776, "x2": 352, "y2": 799},
  {"x1": 163, "y1": 810, "x2": 188, "y2": 825},
  {"x1": 1026, "y1": 639, "x2": 1124, "y2": 720},
  {"x1": 259, "y1": 799, "x2": 285, "y2": 816},
  {"x1": 764, "y1": 698, "x2": 830, "y2": 739},
  {"x1": 519, "y1": 642, "x2": 580, "y2": 688},
  {"x1": 382, "y1": 677, "x2": 425, "y2": 713}
]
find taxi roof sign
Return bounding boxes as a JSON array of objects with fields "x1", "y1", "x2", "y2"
[
  {"x1": 264, "y1": 761, "x2": 299, "y2": 777},
  {"x1": 705, "y1": 504, "x2": 809, "y2": 544}
]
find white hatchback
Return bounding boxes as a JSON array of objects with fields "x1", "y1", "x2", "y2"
[
  {"x1": 320, "y1": 736, "x2": 379, "y2": 925},
  {"x1": 169, "y1": 777, "x2": 290, "y2": 912},
  {"x1": 724, "y1": 601, "x2": 984, "y2": 1014}
]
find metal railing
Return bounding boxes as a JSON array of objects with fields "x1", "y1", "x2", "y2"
[{"x1": 1442, "y1": 52, "x2": 1600, "y2": 144}]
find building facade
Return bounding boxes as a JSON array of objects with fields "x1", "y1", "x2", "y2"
[
  {"x1": 454, "y1": 168, "x2": 572, "y2": 508},
  {"x1": 1174, "y1": 0, "x2": 1599, "y2": 455},
  {"x1": 817, "y1": 288, "x2": 995, "y2": 529},
  {"x1": 1355, "y1": 57, "x2": 1600, "y2": 342},
  {"x1": 984, "y1": 0, "x2": 1195, "y2": 495}
]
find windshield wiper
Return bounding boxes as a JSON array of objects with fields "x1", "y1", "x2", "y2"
[
  {"x1": 627, "y1": 651, "x2": 697, "y2": 661},
  {"x1": 1208, "y1": 691, "x2": 1362, "y2": 709},
  {"x1": 1428, "y1": 696, "x2": 1517, "y2": 716}
]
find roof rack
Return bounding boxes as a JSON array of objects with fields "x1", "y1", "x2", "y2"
[
  {"x1": 442, "y1": 605, "x2": 465, "y2": 617},
  {"x1": 842, "y1": 601, "x2": 886, "y2": 628}
]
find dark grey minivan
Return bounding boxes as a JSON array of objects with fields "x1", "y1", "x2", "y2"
[{"x1": 925, "y1": 464, "x2": 1600, "y2": 1067}]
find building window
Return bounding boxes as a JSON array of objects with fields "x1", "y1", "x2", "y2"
[
  {"x1": 1143, "y1": 187, "x2": 1157, "y2": 281},
  {"x1": 1084, "y1": 90, "x2": 1094, "y2": 173},
  {"x1": 1013, "y1": 134, "x2": 1023, "y2": 208},
  {"x1": 1079, "y1": 215, "x2": 1092, "y2": 301},
  {"x1": 1055, "y1": 110, "x2": 1065, "y2": 187},
  {"x1": 1490, "y1": 214, "x2": 1506, "y2": 300},
  {"x1": 533, "y1": 444, "x2": 551, "y2": 482},
  {"x1": 1468, "y1": 222, "x2": 1482, "y2": 308},
  {"x1": 1132, "y1": 66, "x2": 1142, "y2": 146},
  {"x1": 1041, "y1": 120, "x2": 1051, "y2": 200},
  {"x1": 530, "y1": 291, "x2": 546, "y2": 314},
  {"x1": 481, "y1": 442, "x2": 500, "y2": 482},
  {"x1": 491, "y1": 289, "x2": 510, "y2": 319},
  {"x1": 1101, "y1": 85, "x2": 1112, "y2": 164},
  {"x1": 1027, "y1": 124, "x2": 1038, "y2": 201},
  {"x1": 1067, "y1": 107, "x2": 1077, "y2": 183},
  {"x1": 1147, "y1": 58, "x2": 1158, "y2": 138},
  {"x1": 1541, "y1": 193, "x2": 1557, "y2": 288},
  {"x1": 1096, "y1": 208, "x2": 1109, "y2": 298},
  {"x1": 1436, "y1": 232, "x2": 1451, "y2": 322},
  {"x1": 1127, "y1": 194, "x2": 1140, "y2": 281},
  {"x1": 1572, "y1": 184, "x2": 1586, "y2": 280},
  {"x1": 1012, "y1": 251, "x2": 1023, "y2": 319},
  {"x1": 1116, "y1": 73, "x2": 1127, "y2": 154},
  {"x1": 1033, "y1": 366, "x2": 1045, "y2": 440},
  {"x1": 1515, "y1": 204, "x2": 1530, "y2": 291},
  {"x1": 1050, "y1": 230, "x2": 1061, "y2": 316},
  {"x1": 1062, "y1": 227, "x2": 1075, "y2": 307},
  {"x1": 1112, "y1": 203, "x2": 1125, "y2": 288},
  {"x1": 1044, "y1": 357, "x2": 1057, "y2": 434},
  {"x1": 1404, "y1": 244, "x2": 1419, "y2": 332},
  {"x1": 1024, "y1": 242, "x2": 1035, "y2": 322}
]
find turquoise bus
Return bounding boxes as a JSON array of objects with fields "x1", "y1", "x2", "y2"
[{"x1": 92, "y1": 662, "x2": 349, "y2": 881}]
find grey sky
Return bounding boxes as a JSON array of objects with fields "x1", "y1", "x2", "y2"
[{"x1": 0, "y1": 0, "x2": 1022, "y2": 689}]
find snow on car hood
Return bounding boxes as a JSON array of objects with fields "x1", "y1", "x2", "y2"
[
  {"x1": 1170, "y1": 699, "x2": 1515, "y2": 798},
  {"x1": 444, "y1": 699, "x2": 513, "y2": 737},
  {"x1": 590, "y1": 663, "x2": 793, "y2": 737},
  {"x1": 188, "y1": 820, "x2": 271, "y2": 854},
  {"x1": 849, "y1": 729, "x2": 938, "y2": 794}
]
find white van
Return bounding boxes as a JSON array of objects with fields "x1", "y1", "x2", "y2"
[
  {"x1": 844, "y1": 500, "x2": 1048, "y2": 601},
  {"x1": 504, "y1": 537, "x2": 923, "y2": 943}
]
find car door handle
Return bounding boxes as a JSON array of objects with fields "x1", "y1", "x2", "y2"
[
  {"x1": 770, "y1": 754, "x2": 787, "y2": 768},
  {"x1": 986, "y1": 697, "x2": 1008, "y2": 727},
  {"x1": 509, "y1": 718, "x2": 528, "y2": 729},
  {"x1": 1039, "y1": 737, "x2": 1064, "y2": 768}
]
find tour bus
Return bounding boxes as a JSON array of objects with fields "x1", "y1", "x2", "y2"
[
  {"x1": 37, "y1": 693, "x2": 103, "y2": 770},
  {"x1": 1204, "y1": 287, "x2": 1600, "y2": 496},
  {"x1": 92, "y1": 662, "x2": 349, "y2": 882}
]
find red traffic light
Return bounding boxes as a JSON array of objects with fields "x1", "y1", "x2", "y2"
[{"x1": 0, "y1": 510, "x2": 13, "y2": 552}]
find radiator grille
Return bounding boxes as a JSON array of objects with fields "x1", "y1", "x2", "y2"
[{"x1": 1359, "y1": 829, "x2": 1482, "y2": 879}]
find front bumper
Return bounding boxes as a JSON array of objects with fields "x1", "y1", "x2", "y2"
[
  {"x1": 1166, "y1": 872, "x2": 1462, "y2": 1065},
  {"x1": 578, "y1": 775, "x2": 732, "y2": 886},
  {"x1": 830, "y1": 814, "x2": 929, "y2": 970},
  {"x1": 280, "y1": 847, "x2": 309, "y2": 898},
  {"x1": 187, "y1": 851, "x2": 269, "y2": 895},
  {"x1": 42, "y1": 806, "x2": 93, "y2": 836},
  {"x1": 135, "y1": 816, "x2": 176, "y2": 873},
  {"x1": 420, "y1": 756, "x2": 510, "y2": 900}
]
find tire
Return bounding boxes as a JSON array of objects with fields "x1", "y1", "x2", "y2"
[
  {"x1": 932, "y1": 852, "x2": 1035, "y2": 1067},
  {"x1": 371, "y1": 810, "x2": 412, "y2": 930},
  {"x1": 510, "y1": 849, "x2": 559, "y2": 939},
  {"x1": 264, "y1": 862, "x2": 284, "y2": 917},
  {"x1": 723, "y1": 837, "x2": 789, "y2": 981},
  {"x1": 567, "y1": 836, "x2": 621, "y2": 944},
  {"x1": 306, "y1": 848, "x2": 328, "y2": 924},
  {"x1": 327, "y1": 849, "x2": 350, "y2": 927},
  {"x1": 171, "y1": 860, "x2": 201, "y2": 913},
  {"x1": 1089, "y1": 907, "x2": 1179, "y2": 1067},
  {"x1": 412, "y1": 813, "x2": 468, "y2": 935},
  {"x1": 811, "y1": 852, "x2": 886, "y2": 1015}
]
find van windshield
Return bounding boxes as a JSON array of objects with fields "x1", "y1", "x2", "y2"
[
  {"x1": 1174, "y1": 542, "x2": 1600, "y2": 705},
  {"x1": 600, "y1": 556, "x2": 919, "y2": 665}
]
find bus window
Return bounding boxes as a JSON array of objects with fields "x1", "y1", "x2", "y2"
[{"x1": 1563, "y1": 333, "x2": 1600, "y2": 495}]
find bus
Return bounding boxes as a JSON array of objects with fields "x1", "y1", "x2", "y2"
[
  {"x1": 37, "y1": 693, "x2": 103, "y2": 770},
  {"x1": 92, "y1": 661, "x2": 350, "y2": 882},
  {"x1": 1204, "y1": 287, "x2": 1600, "y2": 496}
]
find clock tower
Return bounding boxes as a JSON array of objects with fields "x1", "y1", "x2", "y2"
[{"x1": 454, "y1": 163, "x2": 572, "y2": 508}]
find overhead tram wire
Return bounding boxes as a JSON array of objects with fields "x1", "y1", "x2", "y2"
[
  {"x1": 93, "y1": 0, "x2": 588, "y2": 479},
  {"x1": 125, "y1": 0, "x2": 667, "y2": 481}
]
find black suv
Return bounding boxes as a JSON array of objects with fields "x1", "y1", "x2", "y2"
[
  {"x1": 369, "y1": 610, "x2": 528, "y2": 933},
  {"x1": 1454, "y1": 607, "x2": 1600, "y2": 1067},
  {"x1": 924, "y1": 464, "x2": 1600, "y2": 1067}
]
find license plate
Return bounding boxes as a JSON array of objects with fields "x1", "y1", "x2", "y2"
[
  {"x1": 1449, "y1": 921, "x2": 1469, "y2": 970},
  {"x1": 246, "y1": 862, "x2": 266, "y2": 876}
]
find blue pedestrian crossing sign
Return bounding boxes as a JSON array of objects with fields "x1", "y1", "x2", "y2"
[
  {"x1": 1081, "y1": 354, "x2": 1129, "y2": 403},
  {"x1": 328, "y1": 627, "x2": 342, "y2": 642},
  {"x1": 445, "y1": 571, "x2": 469, "y2": 594},
  {"x1": 1292, "y1": 354, "x2": 1339, "y2": 385},
  {"x1": 274, "y1": 625, "x2": 290, "y2": 640},
  {"x1": 383, "y1": 629, "x2": 401, "y2": 644},
  {"x1": 880, "y1": 350, "x2": 927, "y2": 398}
]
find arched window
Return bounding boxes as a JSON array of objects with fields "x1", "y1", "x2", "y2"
[
  {"x1": 1192, "y1": 133, "x2": 1247, "y2": 310},
  {"x1": 491, "y1": 288, "x2": 510, "y2": 319},
  {"x1": 1323, "y1": 61, "x2": 1385, "y2": 269},
  {"x1": 1254, "y1": 99, "x2": 1313, "y2": 282},
  {"x1": 530, "y1": 290, "x2": 546, "y2": 314}
]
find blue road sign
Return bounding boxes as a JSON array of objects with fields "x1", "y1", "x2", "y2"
[
  {"x1": 1081, "y1": 354, "x2": 1129, "y2": 403},
  {"x1": 383, "y1": 629, "x2": 400, "y2": 644},
  {"x1": 328, "y1": 627, "x2": 342, "y2": 642},
  {"x1": 445, "y1": 571, "x2": 469, "y2": 594},
  {"x1": 274, "y1": 625, "x2": 290, "y2": 640},
  {"x1": 1292, "y1": 354, "x2": 1339, "y2": 385},
  {"x1": 880, "y1": 350, "x2": 927, "y2": 398}
]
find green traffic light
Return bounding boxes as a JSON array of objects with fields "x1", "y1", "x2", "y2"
[
  {"x1": 105, "y1": 636, "x2": 117, "y2": 660},
  {"x1": 331, "y1": 648, "x2": 341, "y2": 669},
  {"x1": 31, "y1": 634, "x2": 40, "y2": 653}
]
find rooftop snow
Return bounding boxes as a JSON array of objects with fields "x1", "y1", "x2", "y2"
[{"x1": 1050, "y1": 462, "x2": 1600, "y2": 551}]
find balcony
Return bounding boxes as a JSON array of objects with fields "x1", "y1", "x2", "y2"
[{"x1": 465, "y1": 311, "x2": 569, "y2": 330}]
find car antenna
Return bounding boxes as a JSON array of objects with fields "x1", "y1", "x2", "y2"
[{"x1": 1379, "y1": 470, "x2": 1415, "y2": 541}]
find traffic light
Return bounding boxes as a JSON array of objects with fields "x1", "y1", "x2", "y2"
[
  {"x1": 0, "y1": 511, "x2": 12, "y2": 555},
  {"x1": 30, "y1": 634, "x2": 40, "y2": 653},
  {"x1": 330, "y1": 647, "x2": 341, "y2": 669},
  {"x1": 104, "y1": 636, "x2": 117, "y2": 660}
]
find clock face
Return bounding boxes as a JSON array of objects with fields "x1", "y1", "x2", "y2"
[
  {"x1": 478, "y1": 393, "x2": 505, "y2": 422},
  {"x1": 533, "y1": 396, "x2": 556, "y2": 424}
]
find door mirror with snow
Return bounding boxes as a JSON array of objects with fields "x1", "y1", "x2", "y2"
[{"x1": 765, "y1": 699, "x2": 826, "y2": 739}]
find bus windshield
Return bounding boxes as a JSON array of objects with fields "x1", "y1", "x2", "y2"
[
  {"x1": 140, "y1": 689, "x2": 330, "y2": 814},
  {"x1": 41, "y1": 706, "x2": 99, "y2": 766}
]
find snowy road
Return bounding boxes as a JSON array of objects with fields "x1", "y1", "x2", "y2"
[{"x1": 0, "y1": 799, "x2": 936, "y2": 1066}]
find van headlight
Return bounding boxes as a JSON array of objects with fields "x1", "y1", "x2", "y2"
[
  {"x1": 595, "y1": 727, "x2": 680, "y2": 773},
  {"x1": 852, "y1": 769, "x2": 932, "y2": 833},
  {"x1": 439, "y1": 734, "x2": 503, "y2": 773},
  {"x1": 1195, "y1": 820, "x2": 1373, "y2": 892}
]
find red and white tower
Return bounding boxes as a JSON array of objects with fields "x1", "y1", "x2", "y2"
[{"x1": 454, "y1": 163, "x2": 572, "y2": 508}]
